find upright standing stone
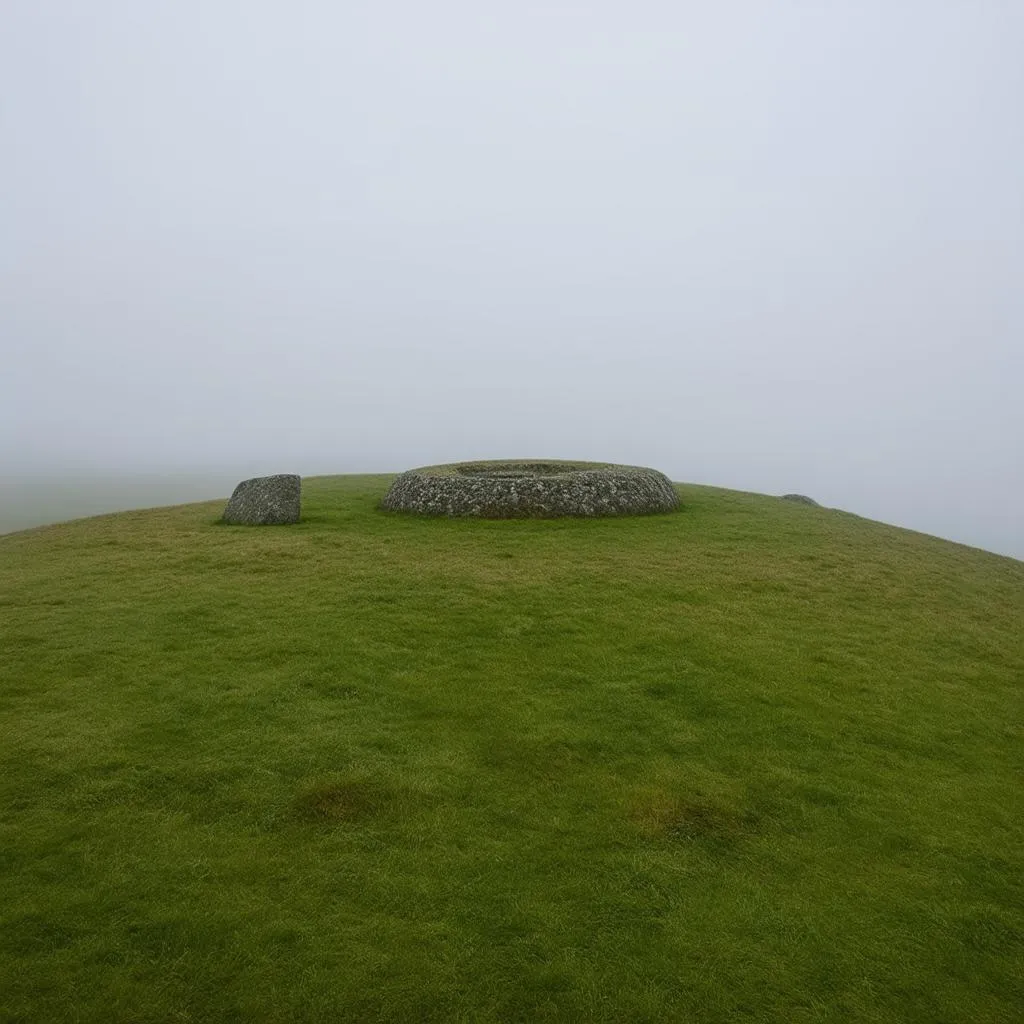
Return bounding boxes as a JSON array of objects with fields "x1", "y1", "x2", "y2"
[{"x1": 222, "y1": 474, "x2": 301, "y2": 525}]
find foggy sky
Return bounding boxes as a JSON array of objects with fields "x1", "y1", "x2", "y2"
[{"x1": 2, "y1": 2, "x2": 1022, "y2": 559}]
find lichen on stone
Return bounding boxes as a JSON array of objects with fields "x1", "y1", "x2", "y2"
[
  {"x1": 222, "y1": 474, "x2": 301, "y2": 525},
  {"x1": 381, "y1": 460, "x2": 679, "y2": 518}
]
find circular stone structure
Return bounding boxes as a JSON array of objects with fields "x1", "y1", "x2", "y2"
[{"x1": 381, "y1": 460, "x2": 679, "y2": 518}]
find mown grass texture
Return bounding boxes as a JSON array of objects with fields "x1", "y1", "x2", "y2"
[{"x1": 1, "y1": 475, "x2": 1022, "y2": 1022}]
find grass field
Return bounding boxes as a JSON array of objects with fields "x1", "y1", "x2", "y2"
[{"x1": 1, "y1": 475, "x2": 1022, "y2": 1022}]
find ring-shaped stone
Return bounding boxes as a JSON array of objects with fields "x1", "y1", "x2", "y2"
[{"x1": 381, "y1": 460, "x2": 679, "y2": 518}]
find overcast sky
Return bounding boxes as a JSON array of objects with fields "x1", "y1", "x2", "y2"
[{"x1": 2, "y1": 1, "x2": 1022, "y2": 558}]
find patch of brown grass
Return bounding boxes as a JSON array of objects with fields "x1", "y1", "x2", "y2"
[
  {"x1": 632, "y1": 789, "x2": 757, "y2": 843},
  {"x1": 292, "y1": 778, "x2": 391, "y2": 824}
]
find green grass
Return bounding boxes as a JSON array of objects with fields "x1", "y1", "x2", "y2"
[{"x1": 1, "y1": 475, "x2": 1022, "y2": 1023}]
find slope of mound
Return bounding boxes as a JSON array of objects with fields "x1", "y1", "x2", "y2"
[{"x1": 1, "y1": 476, "x2": 1021, "y2": 1023}]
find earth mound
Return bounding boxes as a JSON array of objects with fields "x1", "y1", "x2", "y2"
[
  {"x1": 222, "y1": 474, "x2": 301, "y2": 525},
  {"x1": 381, "y1": 460, "x2": 679, "y2": 518},
  {"x1": 781, "y1": 493, "x2": 820, "y2": 506}
]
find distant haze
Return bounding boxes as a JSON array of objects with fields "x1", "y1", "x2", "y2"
[{"x1": 2, "y1": 2, "x2": 1022, "y2": 559}]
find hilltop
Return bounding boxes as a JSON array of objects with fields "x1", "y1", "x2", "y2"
[{"x1": 1, "y1": 475, "x2": 1021, "y2": 1022}]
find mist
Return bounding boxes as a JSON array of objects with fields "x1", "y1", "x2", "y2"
[{"x1": 2, "y1": 2, "x2": 1022, "y2": 558}]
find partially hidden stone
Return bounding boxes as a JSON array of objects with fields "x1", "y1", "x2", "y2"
[
  {"x1": 781, "y1": 493, "x2": 819, "y2": 506},
  {"x1": 222, "y1": 474, "x2": 301, "y2": 525}
]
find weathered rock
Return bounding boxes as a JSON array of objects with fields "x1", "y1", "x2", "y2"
[
  {"x1": 381, "y1": 460, "x2": 679, "y2": 518},
  {"x1": 222, "y1": 474, "x2": 301, "y2": 525},
  {"x1": 781, "y1": 493, "x2": 819, "y2": 506}
]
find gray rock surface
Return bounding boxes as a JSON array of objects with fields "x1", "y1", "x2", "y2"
[
  {"x1": 781, "y1": 493, "x2": 819, "y2": 506},
  {"x1": 381, "y1": 460, "x2": 679, "y2": 518},
  {"x1": 222, "y1": 474, "x2": 301, "y2": 525}
]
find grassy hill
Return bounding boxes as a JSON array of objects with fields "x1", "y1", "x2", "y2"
[{"x1": 2, "y1": 475, "x2": 1021, "y2": 1023}]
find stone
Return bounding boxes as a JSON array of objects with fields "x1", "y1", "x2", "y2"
[
  {"x1": 781, "y1": 493, "x2": 819, "y2": 506},
  {"x1": 381, "y1": 460, "x2": 679, "y2": 518},
  {"x1": 222, "y1": 474, "x2": 301, "y2": 525}
]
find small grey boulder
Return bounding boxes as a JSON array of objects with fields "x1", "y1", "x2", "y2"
[
  {"x1": 222, "y1": 474, "x2": 301, "y2": 525},
  {"x1": 781, "y1": 493, "x2": 819, "y2": 506}
]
